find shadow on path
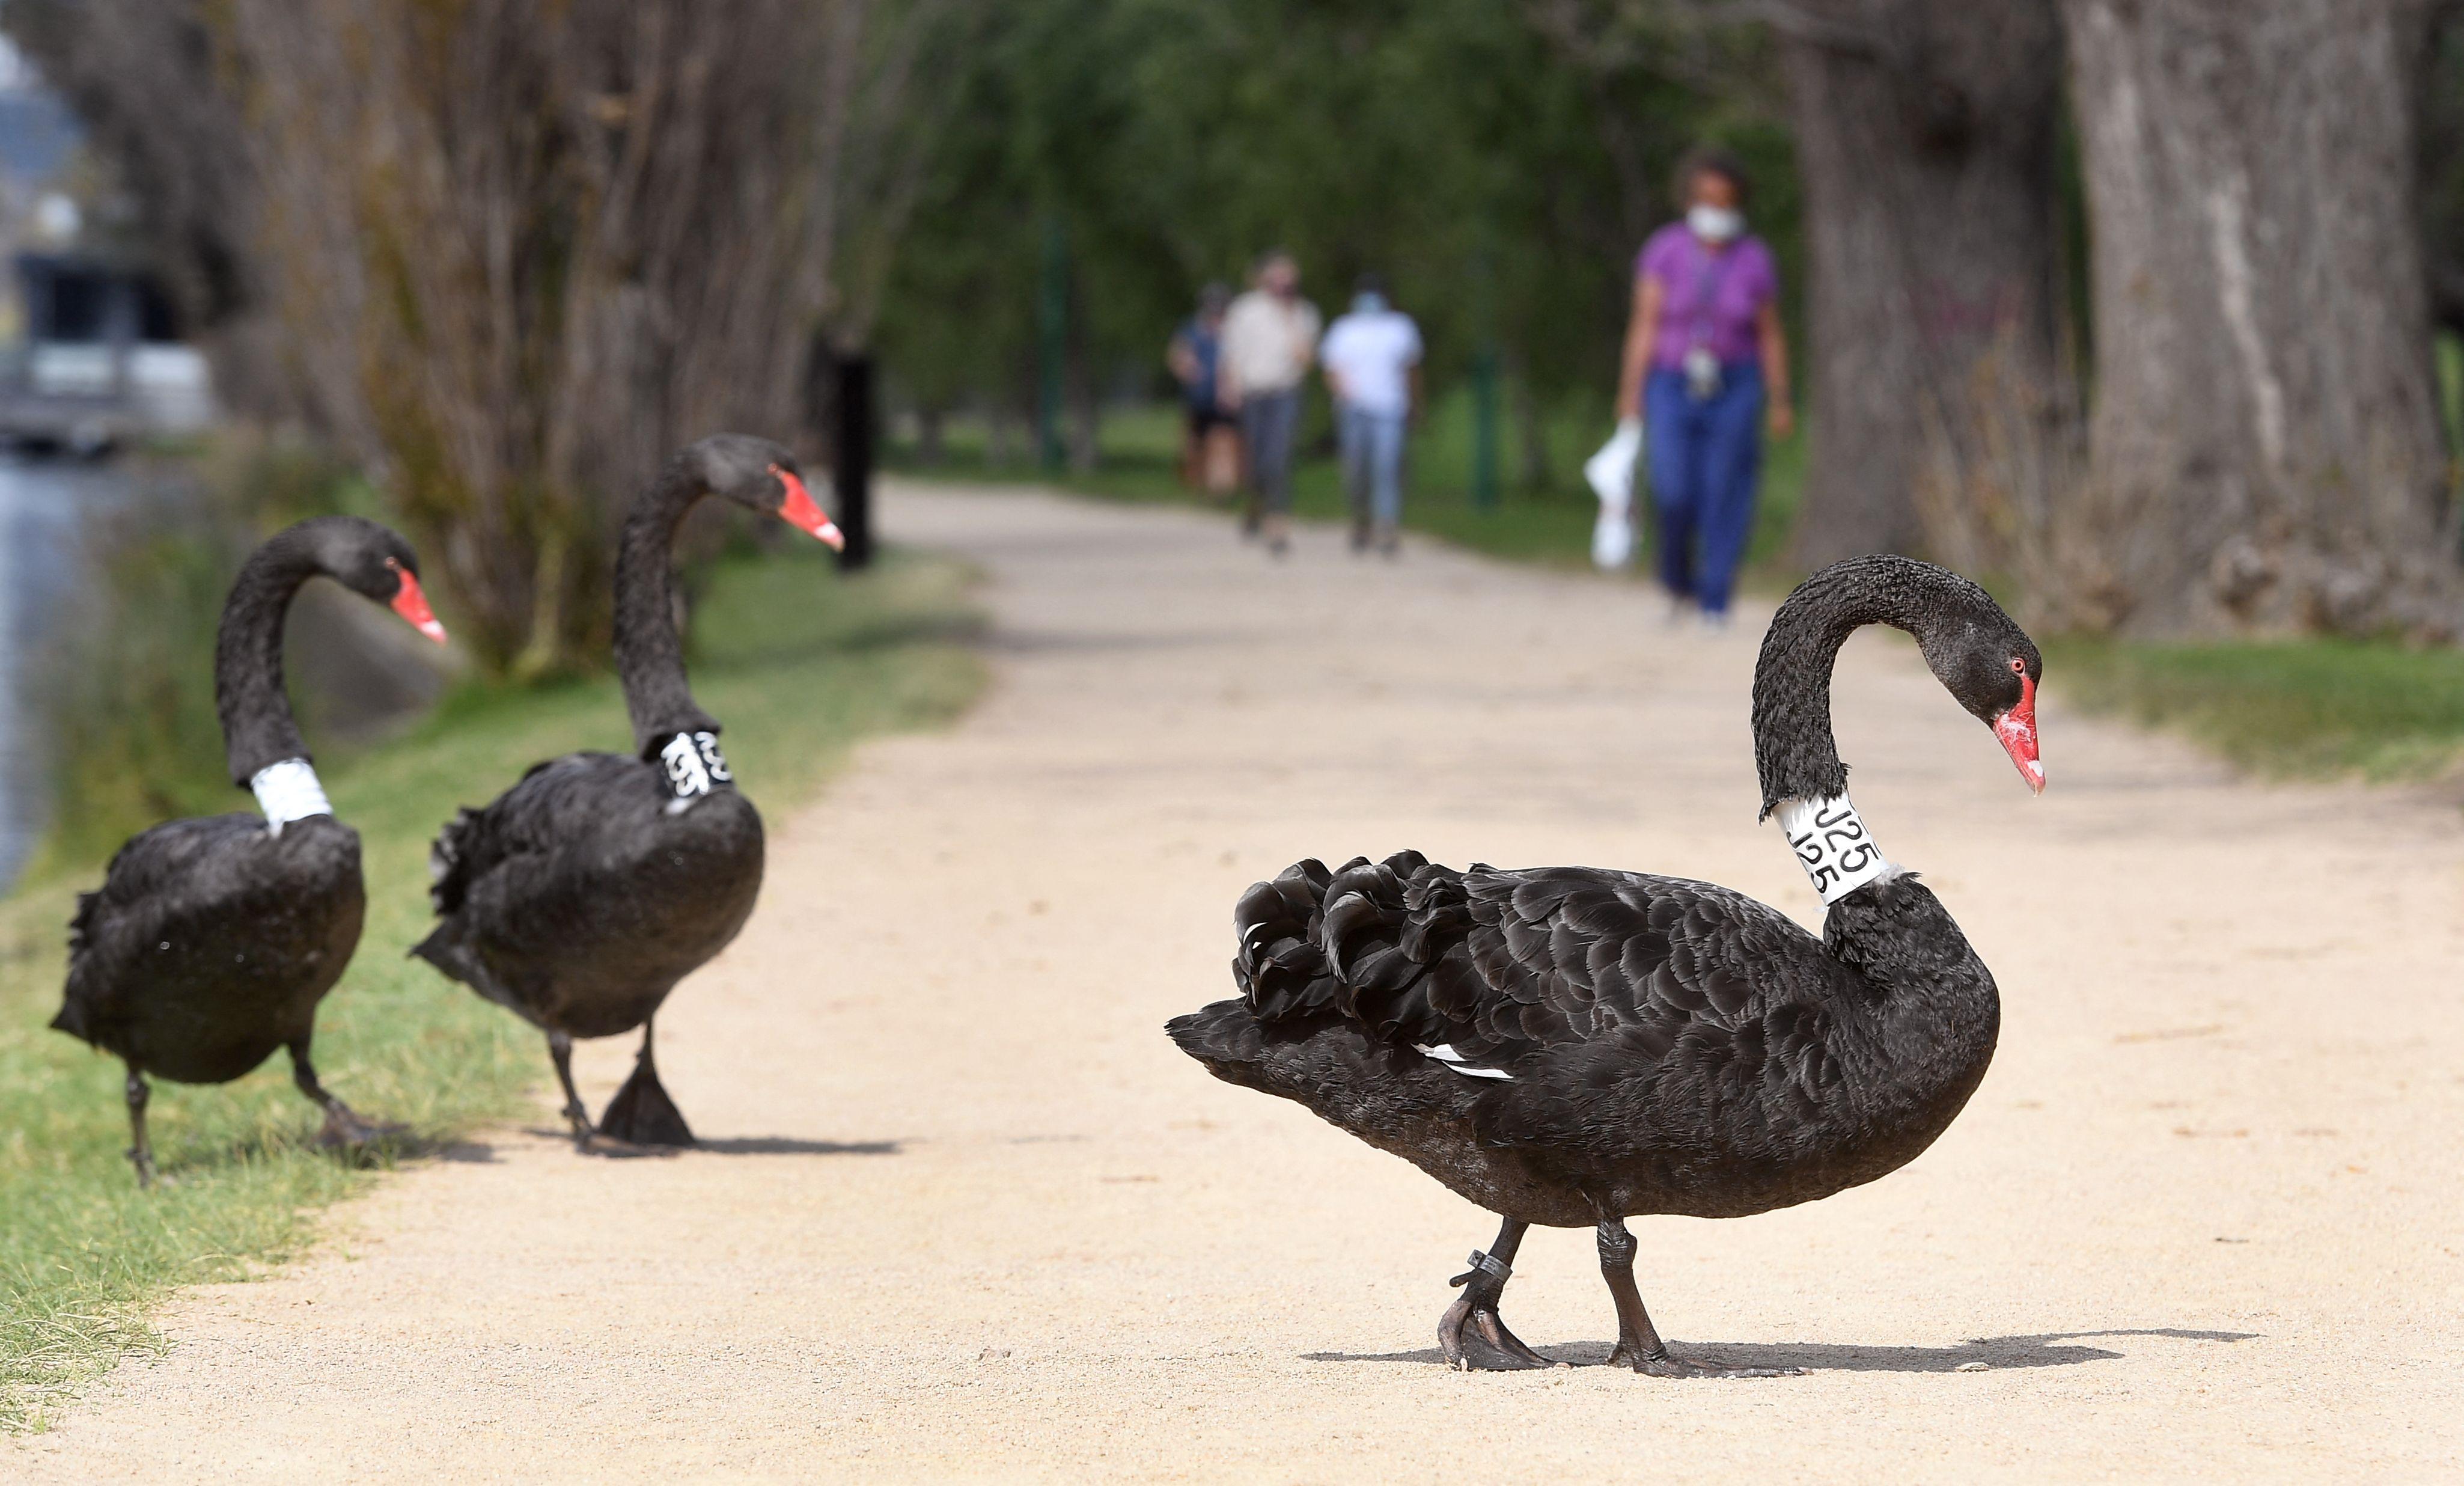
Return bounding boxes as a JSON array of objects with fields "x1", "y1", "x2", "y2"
[
  {"x1": 693, "y1": 1136, "x2": 904, "y2": 1157},
  {"x1": 1308, "y1": 1327, "x2": 2256, "y2": 1374},
  {"x1": 511, "y1": 1128, "x2": 904, "y2": 1157}
]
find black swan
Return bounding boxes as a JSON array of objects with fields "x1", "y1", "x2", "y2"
[
  {"x1": 1168, "y1": 554, "x2": 2043, "y2": 1376},
  {"x1": 52, "y1": 516, "x2": 449, "y2": 1186},
  {"x1": 411, "y1": 435, "x2": 841, "y2": 1154}
]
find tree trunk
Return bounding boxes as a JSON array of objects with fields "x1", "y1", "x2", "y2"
[
  {"x1": 1508, "y1": 355, "x2": 1554, "y2": 492},
  {"x1": 2057, "y1": 0, "x2": 2458, "y2": 635},
  {"x1": 1064, "y1": 286, "x2": 1100, "y2": 474},
  {"x1": 1781, "y1": 0, "x2": 2070, "y2": 570}
]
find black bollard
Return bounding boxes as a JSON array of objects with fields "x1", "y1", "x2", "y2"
[{"x1": 831, "y1": 352, "x2": 876, "y2": 572}]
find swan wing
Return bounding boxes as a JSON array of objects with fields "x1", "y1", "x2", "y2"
[
  {"x1": 1236, "y1": 852, "x2": 1856, "y2": 1104},
  {"x1": 59, "y1": 814, "x2": 296, "y2": 1041},
  {"x1": 425, "y1": 752, "x2": 635, "y2": 915}
]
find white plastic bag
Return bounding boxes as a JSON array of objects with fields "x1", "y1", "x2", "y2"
[{"x1": 1585, "y1": 418, "x2": 1644, "y2": 570}]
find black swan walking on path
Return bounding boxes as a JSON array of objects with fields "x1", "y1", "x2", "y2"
[
  {"x1": 52, "y1": 516, "x2": 449, "y2": 1186},
  {"x1": 412, "y1": 435, "x2": 842, "y2": 1154},
  {"x1": 1169, "y1": 555, "x2": 2045, "y2": 1376}
]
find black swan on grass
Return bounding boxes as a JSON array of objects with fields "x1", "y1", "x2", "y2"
[
  {"x1": 52, "y1": 516, "x2": 449, "y2": 1186},
  {"x1": 412, "y1": 435, "x2": 841, "y2": 1154},
  {"x1": 1169, "y1": 555, "x2": 2044, "y2": 1376}
]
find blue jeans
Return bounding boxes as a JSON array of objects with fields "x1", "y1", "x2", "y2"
[
  {"x1": 1643, "y1": 362, "x2": 1763, "y2": 613},
  {"x1": 1238, "y1": 388, "x2": 1302, "y2": 514},
  {"x1": 1338, "y1": 404, "x2": 1407, "y2": 527}
]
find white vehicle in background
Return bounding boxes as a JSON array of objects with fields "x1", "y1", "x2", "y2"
[{"x1": 0, "y1": 252, "x2": 215, "y2": 455}]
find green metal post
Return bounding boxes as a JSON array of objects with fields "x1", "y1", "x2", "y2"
[
  {"x1": 1471, "y1": 344, "x2": 1499, "y2": 512},
  {"x1": 1037, "y1": 215, "x2": 1067, "y2": 471},
  {"x1": 1469, "y1": 234, "x2": 1499, "y2": 512}
]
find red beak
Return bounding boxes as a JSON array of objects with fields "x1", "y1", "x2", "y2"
[
  {"x1": 1992, "y1": 672, "x2": 2044, "y2": 793},
  {"x1": 388, "y1": 565, "x2": 448, "y2": 644},
  {"x1": 772, "y1": 466, "x2": 845, "y2": 551}
]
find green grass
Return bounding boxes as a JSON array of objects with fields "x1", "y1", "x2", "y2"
[
  {"x1": 2042, "y1": 334, "x2": 2464, "y2": 782},
  {"x1": 2048, "y1": 634, "x2": 2464, "y2": 781},
  {"x1": 898, "y1": 387, "x2": 1808, "y2": 584},
  {"x1": 0, "y1": 543, "x2": 984, "y2": 1430}
]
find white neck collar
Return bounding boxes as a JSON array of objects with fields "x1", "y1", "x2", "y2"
[
  {"x1": 250, "y1": 758, "x2": 332, "y2": 836},
  {"x1": 1774, "y1": 793, "x2": 1895, "y2": 905}
]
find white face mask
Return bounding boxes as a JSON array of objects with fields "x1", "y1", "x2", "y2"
[{"x1": 1688, "y1": 204, "x2": 1743, "y2": 243}]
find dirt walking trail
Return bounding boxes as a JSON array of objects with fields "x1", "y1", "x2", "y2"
[{"x1": 14, "y1": 482, "x2": 2463, "y2": 1481}]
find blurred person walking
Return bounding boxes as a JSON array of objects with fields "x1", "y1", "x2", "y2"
[
  {"x1": 1320, "y1": 274, "x2": 1423, "y2": 557},
  {"x1": 1219, "y1": 250, "x2": 1320, "y2": 557},
  {"x1": 1167, "y1": 284, "x2": 1239, "y2": 499},
  {"x1": 1612, "y1": 147, "x2": 1793, "y2": 629}
]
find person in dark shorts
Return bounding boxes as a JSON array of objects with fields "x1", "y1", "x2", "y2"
[{"x1": 1168, "y1": 284, "x2": 1237, "y2": 497}]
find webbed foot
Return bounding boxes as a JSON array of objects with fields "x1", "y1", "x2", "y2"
[
  {"x1": 315, "y1": 1102, "x2": 407, "y2": 1151},
  {"x1": 1439, "y1": 1250, "x2": 1564, "y2": 1371},
  {"x1": 595, "y1": 1033, "x2": 694, "y2": 1148}
]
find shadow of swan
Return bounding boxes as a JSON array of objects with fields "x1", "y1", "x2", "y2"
[
  {"x1": 1306, "y1": 1327, "x2": 2255, "y2": 1374},
  {"x1": 692, "y1": 1137, "x2": 904, "y2": 1157},
  {"x1": 514, "y1": 1128, "x2": 904, "y2": 1157}
]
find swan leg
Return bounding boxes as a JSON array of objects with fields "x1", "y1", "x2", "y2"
[
  {"x1": 595, "y1": 1020, "x2": 695, "y2": 1149},
  {"x1": 1597, "y1": 1218, "x2": 1799, "y2": 1378},
  {"x1": 124, "y1": 1066, "x2": 155, "y2": 1188},
  {"x1": 290, "y1": 1041, "x2": 404, "y2": 1149},
  {"x1": 547, "y1": 1030, "x2": 662, "y2": 1158},
  {"x1": 1438, "y1": 1218, "x2": 1560, "y2": 1371},
  {"x1": 547, "y1": 1031, "x2": 596, "y2": 1146}
]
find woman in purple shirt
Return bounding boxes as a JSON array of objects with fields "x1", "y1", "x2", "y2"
[{"x1": 1612, "y1": 148, "x2": 1794, "y2": 628}]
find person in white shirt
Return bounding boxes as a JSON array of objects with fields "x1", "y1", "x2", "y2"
[
  {"x1": 1319, "y1": 274, "x2": 1423, "y2": 556},
  {"x1": 1218, "y1": 250, "x2": 1321, "y2": 555}
]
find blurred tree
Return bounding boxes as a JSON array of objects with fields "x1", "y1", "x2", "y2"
[
  {"x1": 2060, "y1": 0, "x2": 2459, "y2": 636},
  {"x1": 1766, "y1": 0, "x2": 2072, "y2": 571},
  {"x1": 874, "y1": 0, "x2": 1775, "y2": 489},
  {"x1": 2417, "y1": 2, "x2": 2464, "y2": 339},
  {"x1": 8, "y1": 0, "x2": 953, "y2": 677}
]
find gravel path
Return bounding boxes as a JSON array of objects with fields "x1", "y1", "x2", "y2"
[{"x1": 13, "y1": 482, "x2": 2462, "y2": 1481}]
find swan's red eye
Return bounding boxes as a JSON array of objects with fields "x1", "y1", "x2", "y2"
[{"x1": 2010, "y1": 657, "x2": 2026, "y2": 674}]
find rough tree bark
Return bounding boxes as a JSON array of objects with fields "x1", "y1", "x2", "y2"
[
  {"x1": 1779, "y1": 0, "x2": 2070, "y2": 569},
  {"x1": 2058, "y1": 0, "x2": 2457, "y2": 636},
  {"x1": 10, "y1": 0, "x2": 953, "y2": 676}
]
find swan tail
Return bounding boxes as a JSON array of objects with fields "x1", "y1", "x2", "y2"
[
  {"x1": 48, "y1": 995, "x2": 90, "y2": 1042},
  {"x1": 407, "y1": 923, "x2": 467, "y2": 981},
  {"x1": 1166, "y1": 1000, "x2": 1279, "y2": 1092},
  {"x1": 50, "y1": 891, "x2": 107, "y2": 1043},
  {"x1": 425, "y1": 809, "x2": 480, "y2": 914}
]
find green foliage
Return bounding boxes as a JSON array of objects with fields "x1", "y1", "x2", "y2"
[
  {"x1": 0, "y1": 543, "x2": 983, "y2": 1430},
  {"x1": 2421, "y1": 13, "x2": 2464, "y2": 344},
  {"x1": 2049, "y1": 635, "x2": 2464, "y2": 781},
  {"x1": 876, "y1": 0, "x2": 1793, "y2": 426}
]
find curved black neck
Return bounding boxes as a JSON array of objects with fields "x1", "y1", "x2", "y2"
[
  {"x1": 613, "y1": 455, "x2": 722, "y2": 754},
  {"x1": 215, "y1": 527, "x2": 326, "y2": 786},
  {"x1": 1750, "y1": 555, "x2": 1956, "y2": 818}
]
